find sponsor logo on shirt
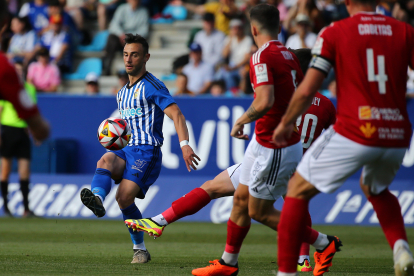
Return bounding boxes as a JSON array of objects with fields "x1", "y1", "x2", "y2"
[
  {"x1": 121, "y1": 107, "x2": 143, "y2": 118},
  {"x1": 378, "y1": 127, "x2": 405, "y2": 140},
  {"x1": 132, "y1": 159, "x2": 147, "y2": 172},
  {"x1": 360, "y1": 122, "x2": 377, "y2": 138},
  {"x1": 254, "y1": 63, "x2": 268, "y2": 84},
  {"x1": 359, "y1": 106, "x2": 404, "y2": 121}
]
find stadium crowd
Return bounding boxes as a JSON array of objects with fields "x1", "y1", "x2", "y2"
[{"x1": 0, "y1": 0, "x2": 413, "y2": 96}]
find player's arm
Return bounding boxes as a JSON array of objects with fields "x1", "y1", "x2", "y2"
[
  {"x1": 231, "y1": 84, "x2": 274, "y2": 140},
  {"x1": 164, "y1": 103, "x2": 200, "y2": 172},
  {"x1": 272, "y1": 68, "x2": 325, "y2": 146}
]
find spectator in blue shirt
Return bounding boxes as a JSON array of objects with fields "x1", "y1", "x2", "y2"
[
  {"x1": 37, "y1": 14, "x2": 72, "y2": 73},
  {"x1": 19, "y1": 0, "x2": 49, "y2": 34},
  {"x1": 7, "y1": 16, "x2": 37, "y2": 64},
  {"x1": 48, "y1": 0, "x2": 81, "y2": 46}
]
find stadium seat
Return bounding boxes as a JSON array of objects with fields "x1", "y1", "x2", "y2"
[
  {"x1": 77, "y1": 31, "x2": 109, "y2": 52},
  {"x1": 63, "y1": 58, "x2": 102, "y2": 80},
  {"x1": 152, "y1": 5, "x2": 187, "y2": 24}
]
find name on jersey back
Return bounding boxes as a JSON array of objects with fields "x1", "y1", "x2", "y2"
[{"x1": 358, "y1": 24, "x2": 392, "y2": 36}]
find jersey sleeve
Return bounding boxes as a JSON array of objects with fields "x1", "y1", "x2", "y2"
[
  {"x1": 151, "y1": 88, "x2": 176, "y2": 111},
  {"x1": 0, "y1": 56, "x2": 39, "y2": 119},
  {"x1": 250, "y1": 50, "x2": 274, "y2": 89},
  {"x1": 310, "y1": 24, "x2": 336, "y2": 75}
]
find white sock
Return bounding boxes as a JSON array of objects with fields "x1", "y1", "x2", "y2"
[
  {"x1": 152, "y1": 214, "x2": 168, "y2": 226},
  {"x1": 312, "y1": 233, "x2": 329, "y2": 251},
  {"x1": 298, "y1": 255, "x2": 309, "y2": 263},
  {"x1": 221, "y1": 251, "x2": 239, "y2": 266},
  {"x1": 133, "y1": 242, "x2": 146, "y2": 251},
  {"x1": 277, "y1": 272, "x2": 297, "y2": 276},
  {"x1": 393, "y1": 239, "x2": 411, "y2": 262}
]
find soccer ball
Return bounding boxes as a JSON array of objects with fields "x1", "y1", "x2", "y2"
[{"x1": 97, "y1": 118, "x2": 131, "y2": 150}]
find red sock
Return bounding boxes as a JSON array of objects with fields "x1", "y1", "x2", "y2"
[
  {"x1": 299, "y1": 211, "x2": 312, "y2": 257},
  {"x1": 368, "y1": 189, "x2": 407, "y2": 248},
  {"x1": 225, "y1": 219, "x2": 251, "y2": 253},
  {"x1": 161, "y1": 188, "x2": 211, "y2": 224},
  {"x1": 278, "y1": 197, "x2": 309, "y2": 273}
]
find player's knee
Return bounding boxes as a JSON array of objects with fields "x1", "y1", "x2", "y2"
[
  {"x1": 248, "y1": 209, "x2": 267, "y2": 224},
  {"x1": 200, "y1": 181, "x2": 217, "y2": 199},
  {"x1": 116, "y1": 193, "x2": 134, "y2": 209},
  {"x1": 97, "y1": 154, "x2": 114, "y2": 170},
  {"x1": 233, "y1": 193, "x2": 249, "y2": 210}
]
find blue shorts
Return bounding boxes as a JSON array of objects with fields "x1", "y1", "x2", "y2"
[{"x1": 110, "y1": 144, "x2": 162, "y2": 199}]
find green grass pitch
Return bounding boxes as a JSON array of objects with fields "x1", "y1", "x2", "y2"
[{"x1": 1, "y1": 218, "x2": 413, "y2": 275}]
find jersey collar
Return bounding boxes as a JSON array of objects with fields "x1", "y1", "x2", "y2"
[{"x1": 126, "y1": 71, "x2": 148, "y2": 89}]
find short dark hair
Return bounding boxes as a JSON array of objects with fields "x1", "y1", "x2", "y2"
[
  {"x1": 353, "y1": 0, "x2": 376, "y2": 4},
  {"x1": 37, "y1": 47, "x2": 50, "y2": 57},
  {"x1": 14, "y1": 16, "x2": 32, "y2": 32},
  {"x1": 48, "y1": 0, "x2": 61, "y2": 7},
  {"x1": 288, "y1": 48, "x2": 312, "y2": 75},
  {"x1": 203, "y1": 12, "x2": 215, "y2": 22},
  {"x1": 124, "y1": 33, "x2": 149, "y2": 54},
  {"x1": 250, "y1": 4, "x2": 280, "y2": 36}
]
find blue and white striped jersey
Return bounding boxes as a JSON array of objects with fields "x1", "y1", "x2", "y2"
[{"x1": 116, "y1": 72, "x2": 175, "y2": 146}]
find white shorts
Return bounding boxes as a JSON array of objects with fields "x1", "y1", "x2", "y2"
[
  {"x1": 297, "y1": 126, "x2": 407, "y2": 194},
  {"x1": 239, "y1": 138, "x2": 303, "y2": 200},
  {"x1": 227, "y1": 163, "x2": 242, "y2": 190}
]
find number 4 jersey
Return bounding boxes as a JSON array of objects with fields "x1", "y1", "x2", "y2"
[
  {"x1": 311, "y1": 12, "x2": 413, "y2": 148},
  {"x1": 250, "y1": 40, "x2": 302, "y2": 149}
]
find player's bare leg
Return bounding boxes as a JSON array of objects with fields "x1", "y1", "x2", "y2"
[
  {"x1": 359, "y1": 176, "x2": 414, "y2": 276},
  {"x1": 117, "y1": 179, "x2": 151, "y2": 263},
  {"x1": 127, "y1": 169, "x2": 235, "y2": 237},
  {"x1": 277, "y1": 173, "x2": 342, "y2": 276},
  {"x1": 80, "y1": 152, "x2": 125, "y2": 217},
  {"x1": 0, "y1": 157, "x2": 13, "y2": 217}
]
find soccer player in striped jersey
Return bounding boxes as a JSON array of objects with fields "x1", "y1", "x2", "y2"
[{"x1": 80, "y1": 34, "x2": 200, "y2": 264}]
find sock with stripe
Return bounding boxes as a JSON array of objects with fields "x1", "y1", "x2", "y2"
[
  {"x1": 221, "y1": 219, "x2": 251, "y2": 266},
  {"x1": 278, "y1": 197, "x2": 308, "y2": 273},
  {"x1": 121, "y1": 203, "x2": 145, "y2": 248},
  {"x1": 91, "y1": 168, "x2": 112, "y2": 202},
  {"x1": 157, "y1": 188, "x2": 211, "y2": 226},
  {"x1": 368, "y1": 189, "x2": 407, "y2": 249}
]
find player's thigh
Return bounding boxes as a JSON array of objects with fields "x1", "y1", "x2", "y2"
[
  {"x1": 249, "y1": 142, "x2": 302, "y2": 201},
  {"x1": 297, "y1": 127, "x2": 371, "y2": 194},
  {"x1": 115, "y1": 178, "x2": 141, "y2": 207},
  {"x1": 200, "y1": 168, "x2": 236, "y2": 199},
  {"x1": 362, "y1": 147, "x2": 406, "y2": 195}
]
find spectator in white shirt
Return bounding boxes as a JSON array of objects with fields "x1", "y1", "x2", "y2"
[
  {"x1": 285, "y1": 14, "x2": 317, "y2": 49},
  {"x1": 182, "y1": 43, "x2": 215, "y2": 95},
  {"x1": 193, "y1": 12, "x2": 226, "y2": 67},
  {"x1": 218, "y1": 19, "x2": 252, "y2": 89},
  {"x1": 7, "y1": 16, "x2": 37, "y2": 64}
]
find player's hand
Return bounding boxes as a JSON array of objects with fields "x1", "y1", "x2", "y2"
[
  {"x1": 272, "y1": 122, "x2": 294, "y2": 147},
  {"x1": 231, "y1": 122, "x2": 249, "y2": 140},
  {"x1": 181, "y1": 145, "x2": 200, "y2": 172}
]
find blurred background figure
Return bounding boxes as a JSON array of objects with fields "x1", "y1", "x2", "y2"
[
  {"x1": 18, "y1": 0, "x2": 49, "y2": 34},
  {"x1": 102, "y1": 0, "x2": 149, "y2": 75},
  {"x1": 85, "y1": 72, "x2": 100, "y2": 94},
  {"x1": 183, "y1": 0, "x2": 239, "y2": 35},
  {"x1": 27, "y1": 47, "x2": 61, "y2": 93},
  {"x1": 193, "y1": 12, "x2": 226, "y2": 67},
  {"x1": 36, "y1": 14, "x2": 72, "y2": 73},
  {"x1": 48, "y1": 0, "x2": 81, "y2": 47},
  {"x1": 171, "y1": 73, "x2": 194, "y2": 96},
  {"x1": 209, "y1": 80, "x2": 227, "y2": 97},
  {"x1": 218, "y1": 18, "x2": 252, "y2": 90},
  {"x1": 182, "y1": 42, "x2": 214, "y2": 95},
  {"x1": 97, "y1": 0, "x2": 122, "y2": 30},
  {"x1": 111, "y1": 69, "x2": 129, "y2": 94},
  {"x1": 0, "y1": 62, "x2": 38, "y2": 218},
  {"x1": 7, "y1": 16, "x2": 36, "y2": 64},
  {"x1": 285, "y1": 14, "x2": 317, "y2": 49}
]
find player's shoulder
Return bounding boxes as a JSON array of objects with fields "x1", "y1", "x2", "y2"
[
  {"x1": 143, "y1": 72, "x2": 167, "y2": 92},
  {"x1": 252, "y1": 41, "x2": 290, "y2": 65}
]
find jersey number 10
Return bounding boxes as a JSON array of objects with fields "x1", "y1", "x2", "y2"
[{"x1": 366, "y1": 49, "x2": 388, "y2": 94}]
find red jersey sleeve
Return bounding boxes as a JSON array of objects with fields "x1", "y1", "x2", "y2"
[
  {"x1": 310, "y1": 24, "x2": 337, "y2": 75},
  {"x1": 0, "y1": 54, "x2": 39, "y2": 120},
  {"x1": 250, "y1": 50, "x2": 274, "y2": 89}
]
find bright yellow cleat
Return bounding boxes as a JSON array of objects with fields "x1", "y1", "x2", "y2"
[
  {"x1": 125, "y1": 218, "x2": 165, "y2": 237},
  {"x1": 298, "y1": 259, "x2": 313, "y2": 272}
]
